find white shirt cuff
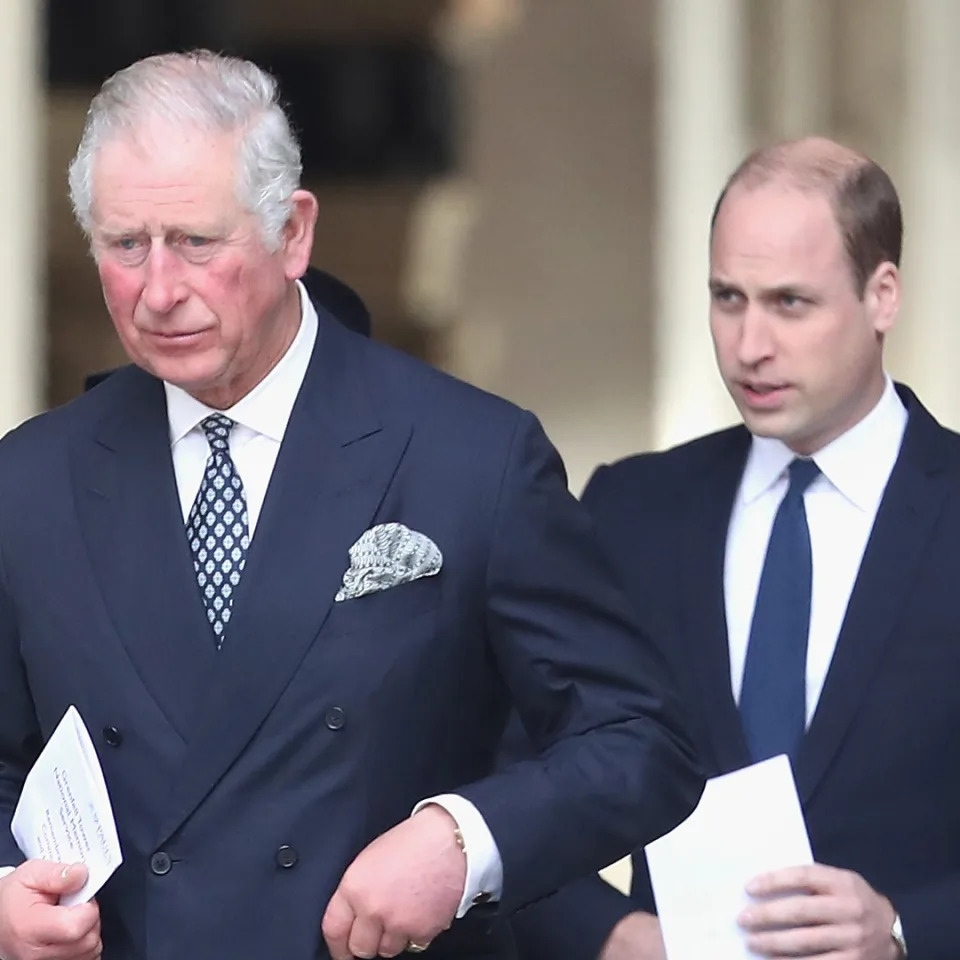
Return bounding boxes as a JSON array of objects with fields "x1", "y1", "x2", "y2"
[
  {"x1": 412, "y1": 794, "x2": 503, "y2": 918},
  {"x1": 0, "y1": 866, "x2": 15, "y2": 880}
]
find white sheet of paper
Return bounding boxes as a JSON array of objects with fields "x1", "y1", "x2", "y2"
[
  {"x1": 646, "y1": 754, "x2": 813, "y2": 960},
  {"x1": 11, "y1": 705, "x2": 122, "y2": 906}
]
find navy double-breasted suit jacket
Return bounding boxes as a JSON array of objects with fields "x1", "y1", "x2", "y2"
[{"x1": 0, "y1": 301, "x2": 701, "y2": 959}]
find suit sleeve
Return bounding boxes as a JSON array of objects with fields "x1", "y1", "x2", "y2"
[
  {"x1": 500, "y1": 464, "x2": 663, "y2": 957},
  {"x1": 890, "y1": 877, "x2": 960, "y2": 960},
  {"x1": 0, "y1": 538, "x2": 40, "y2": 866},
  {"x1": 498, "y1": 711, "x2": 642, "y2": 960},
  {"x1": 511, "y1": 871, "x2": 636, "y2": 960},
  {"x1": 458, "y1": 413, "x2": 702, "y2": 913}
]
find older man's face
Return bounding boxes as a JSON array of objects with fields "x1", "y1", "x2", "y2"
[{"x1": 89, "y1": 122, "x2": 315, "y2": 408}]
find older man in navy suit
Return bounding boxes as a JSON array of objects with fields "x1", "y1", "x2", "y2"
[
  {"x1": 0, "y1": 50, "x2": 700, "y2": 960},
  {"x1": 510, "y1": 138, "x2": 958, "y2": 960}
]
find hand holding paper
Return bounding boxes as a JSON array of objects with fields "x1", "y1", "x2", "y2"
[
  {"x1": 10, "y1": 705, "x2": 122, "y2": 906},
  {"x1": 0, "y1": 860, "x2": 101, "y2": 960},
  {"x1": 645, "y1": 755, "x2": 813, "y2": 960},
  {"x1": 739, "y1": 862, "x2": 899, "y2": 959}
]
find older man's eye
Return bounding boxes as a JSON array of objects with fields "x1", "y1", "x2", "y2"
[{"x1": 183, "y1": 235, "x2": 212, "y2": 247}]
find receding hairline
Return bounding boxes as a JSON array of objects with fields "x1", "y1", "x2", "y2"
[{"x1": 712, "y1": 138, "x2": 881, "y2": 227}]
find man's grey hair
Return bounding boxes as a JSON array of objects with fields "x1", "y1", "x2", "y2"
[{"x1": 68, "y1": 49, "x2": 302, "y2": 251}]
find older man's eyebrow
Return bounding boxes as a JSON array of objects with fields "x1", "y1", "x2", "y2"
[{"x1": 95, "y1": 225, "x2": 146, "y2": 240}]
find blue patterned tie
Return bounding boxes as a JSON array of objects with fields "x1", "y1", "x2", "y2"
[
  {"x1": 185, "y1": 414, "x2": 250, "y2": 648},
  {"x1": 739, "y1": 457, "x2": 820, "y2": 762}
]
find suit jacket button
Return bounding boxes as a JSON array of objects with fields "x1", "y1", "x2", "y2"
[
  {"x1": 276, "y1": 845, "x2": 298, "y2": 869},
  {"x1": 150, "y1": 852, "x2": 172, "y2": 876},
  {"x1": 102, "y1": 726, "x2": 123, "y2": 747},
  {"x1": 325, "y1": 707, "x2": 346, "y2": 731}
]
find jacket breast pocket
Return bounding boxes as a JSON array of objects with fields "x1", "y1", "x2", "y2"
[{"x1": 322, "y1": 574, "x2": 441, "y2": 639}]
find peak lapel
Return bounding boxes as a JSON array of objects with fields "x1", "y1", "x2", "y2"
[
  {"x1": 157, "y1": 316, "x2": 411, "y2": 842},
  {"x1": 72, "y1": 369, "x2": 217, "y2": 741},
  {"x1": 794, "y1": 391, "x2": 952, "y2": 803},
  {"x1": 681, "y1": 429, "x2": 752, "y2": 774}
]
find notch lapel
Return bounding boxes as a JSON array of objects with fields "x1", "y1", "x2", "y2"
[
  {"x1": 156, "y1": 316, "x2": 411, "y2": 843},
  {"x1": 680, "y1": 428, "x2": 752, "y2": 774},
  {"x1": 72, "y1": 368, "x2": 217, "y2": 742},
  {"x1": 794, "y1": 392, "x2": 952, "y2": 804}
]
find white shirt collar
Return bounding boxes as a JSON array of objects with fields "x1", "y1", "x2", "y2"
[
  {"x1": 164, "y1": 279, "x2": 318, "y2": 445},
  {"x1": 739, "y1": 376, "x2": 908, "y2": 512}
]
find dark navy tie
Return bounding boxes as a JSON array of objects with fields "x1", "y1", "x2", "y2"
[
  {"x1": 739, "y1": 457, "x2": 820, "y2": 762},
  {"x1": 185, "y1": 413, "x2": 250, "y2": 648}
]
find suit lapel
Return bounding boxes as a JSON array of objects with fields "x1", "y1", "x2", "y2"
[
  {"x1": 157, "y1": 314, "x2": 411, "y2": 842},
  {"x1": 681, "y1": 428, "x2": 752, "y2": 774},
  {"x1": 794, "y1": 389, "x2": 952, "y2": 803},
  {"x1": 72, "y1": 368, "x2": 216, "y2": 742}
]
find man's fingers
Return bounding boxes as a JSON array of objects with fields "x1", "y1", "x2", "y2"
[
  {"x1": 746, "y1": 863, "x2": 844, "y2": 897},
  {"x1": 744, "y1": 922, "x2": 857, "y2": 958},
  {"x1": 324, "y1": 812, "x2": 466, "y2": 959},
  {"x1": 41, "y1": 903, "x2": 100, "y2": 945},
  {"x1": 18, "y1": 861, "x2": 89, "y2": 896},
  {"x1": 347, "y1": 915, "x2": 385, "y2": 959},
  {"x1": 739, "y1": 893, "x2": 846, "y2": 931},
  {"x1": 322, "y1": 889, "x2": 357, "y2": 960},
  {"x1": 0, "y1": 862, "x2": 101, "y2": 960},
  {"x1": 377, "y1": 926, "x2": 413, "y2": 958},
  {"x1": 42, "y1": 919, "x2": 102, "y2": 957}
]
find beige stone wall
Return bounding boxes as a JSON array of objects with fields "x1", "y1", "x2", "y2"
[
  {"x1": 444, "y1": 0, "x2": 960, "y2": 491},
  {"x1": 46, "y1": 93, "x2": 132, "y2": 407},
  {"x1": 447, "y1": 0, "x2": 660, "y2": 493},
  {"x1": 0, "y1": 0, "x2": 43, "y2": 429}
]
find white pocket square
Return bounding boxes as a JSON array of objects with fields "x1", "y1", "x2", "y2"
[{"x1": 335, "y1": 522, "x2": 442, "y2": 602}]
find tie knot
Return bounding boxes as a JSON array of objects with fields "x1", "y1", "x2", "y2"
[
  {"x1": 788, "y1": 457, "x2": 819, "y2": 495},
  {"x1": 200, "y1": 413, "x2": 235, "y2": 454}
]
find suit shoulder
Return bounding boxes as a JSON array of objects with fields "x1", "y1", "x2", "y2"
[
  {"x1": 587, "y1": 424, "x2": 746, "y2": 494},
  {"x1": 355, "y1": 333, "x2": 534, "y2": 434},
  {"x1": 0, "y1": 365, "x2": 141, "y2": 465}
]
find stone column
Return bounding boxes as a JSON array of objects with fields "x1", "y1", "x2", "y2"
[
  {"x1": 651, "y1": 0, "x2": 747, "y2": 449},
  {"x1": 0, "y1": 0, "x2": 43, "y2": 429},
  {"x1": 447, "y1": 0, "x2": 666, "y2": 492},
  {"x1": 768, "y1": 0, "x2": 833, "y2": 139},
  {"x1": 895, "y1": 0, "x2": 960, "y2": 429}
]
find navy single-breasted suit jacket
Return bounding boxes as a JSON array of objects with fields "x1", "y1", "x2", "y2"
[
  {"x1": 510, "y1": 386, "x2": 960, "y2": 960},
  {"x1": 0, "y1": 301, "x2": 701, "y2": 960}
]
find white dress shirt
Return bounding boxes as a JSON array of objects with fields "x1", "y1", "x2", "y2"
[
  {"x1": 725, "y1": 377, "x2": 907, "y2": 724},
  {"x1": 165, "y1": 284, "x2": 317, "y2": 532},
  {"x1": 165, "y1": 281, "x2": 501, "y2": 916}
]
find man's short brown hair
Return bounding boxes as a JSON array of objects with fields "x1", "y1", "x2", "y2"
[{"x1": 710, "y1": 137, "x2": 902, "y2": 298}]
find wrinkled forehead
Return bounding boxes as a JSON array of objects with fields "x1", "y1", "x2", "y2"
[
  {"x1": 90, "y1": 122, "x2": 242, "y2": 221},
  {"x1": 95, "y1": 116, "x2": 241, "y2": 180}
]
